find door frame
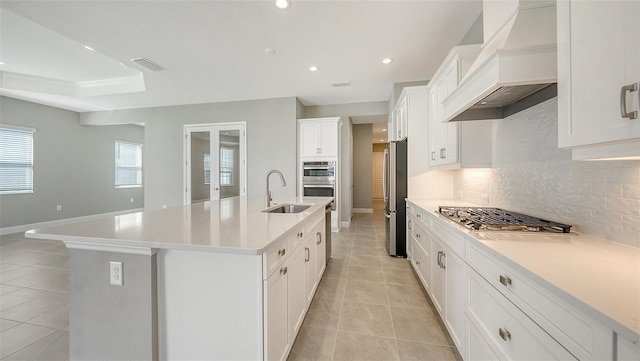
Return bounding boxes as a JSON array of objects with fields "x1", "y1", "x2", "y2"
[{"x1": 183, "y1": 122, "x2": 247, "y2": 205}]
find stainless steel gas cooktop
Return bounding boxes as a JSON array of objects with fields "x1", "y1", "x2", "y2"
[{"x1": 438, "y1": 206, "x2": 572, "y2": 233}]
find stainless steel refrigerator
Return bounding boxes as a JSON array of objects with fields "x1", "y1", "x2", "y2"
[{"x1": 383, "y1": 139, "x2": 407, "y2": 257}]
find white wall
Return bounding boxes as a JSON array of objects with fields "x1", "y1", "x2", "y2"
[
  {"x1": 453, "y1": 98, "x2": 640, "y2": 247},
  {"x1": 0, "y1": 97, "x2": 145, "y2": 228},
  {"x1": 81, "y1": 97, "x2": 298, "y2": 210}
]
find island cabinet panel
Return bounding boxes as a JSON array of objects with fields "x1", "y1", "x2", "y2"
[
  {"x1": 68, "y1": 249, "x2": 158, "y2": 361},
  {"x1": 159, "y1": 249, "x2": 264, "y2": 361},
  {"x1": 288, "y1": 245, "x2": 307, "y2": 341}
]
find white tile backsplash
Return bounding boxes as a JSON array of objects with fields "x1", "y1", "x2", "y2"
[{"x1": 453, "y1": 97, "x2": 640, "y2": 248}]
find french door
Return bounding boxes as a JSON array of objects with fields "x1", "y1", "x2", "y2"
[{"x1": 184, "y1": 122, "x2": 246, "y2": 204}]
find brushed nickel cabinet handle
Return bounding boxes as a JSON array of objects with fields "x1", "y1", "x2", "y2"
[
  {"x1": 305, "y1": 247, "x2": 310, "y2": 262},
  {"x1": 620, "y1": 83, "x2": 638, "y2": 119},
  {"x1": 408, "y1": 220, "x2": 412, "y2": 230},
  {"x1": 416, "y1": 260, "x2": 421, "y2": 265},
  {"x1": 280, "y1": 267, "x2": 288, "y2": 275},
  {"x1": 499, "y1": 275, "x2": 512, "y2": 287},
  {"x1": 431, "y1": 151, "x2": 436, "y2": 161},
  {"x1": 278, "y1": 248, "x2": 286, "y2": 257},
  {"x1": 437, "y1": 251, "x2": 442, "y2": 267},
  {"x1": 499, "y1": 328, "x2": 511, "y2": 341},
  {"x1": 441, "y1": 252, "x2": 446, "y2": 269},
  {"x1": 316, "y1": 231, "x2": 322, "y2": 245}
]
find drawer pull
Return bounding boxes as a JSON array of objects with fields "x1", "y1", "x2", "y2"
[
  {"x1": 620, "y1": 82, "x2": 638, "y2": 119},
  {"x1": 499, "y1": 275, "x2": 512, "y2": 287},
  {"x1": 298, "y1": 232, "x2": 304, "y2": 238},
  {"x1": 278, "y1": 248, "x2": 286, "y2": 257},
  {"x1": 498, "y1": 328, "x2": 511, "y2": 341},
  {"x1": 417, "y1": 214, "x2": 421, "y2": 219},
  {"x1": 316, "y1": 231, "x2": 322, "y2": 245},
  {"x1": 280, "y1": 267, "x2": 288, "y2": 275},
  {"x1": 416, "y1": 233, "x2": 421, "y2": 239},
  {"x1": 408, "y1": 220, "x2": 412, "y2": 230},
  {"x1": 305, "y1": 247, "x2": 310, "y2": 262}
]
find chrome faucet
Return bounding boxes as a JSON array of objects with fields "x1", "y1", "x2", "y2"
[{"x1": 265, "y1": 169, "x2": 287, "y2": 208}]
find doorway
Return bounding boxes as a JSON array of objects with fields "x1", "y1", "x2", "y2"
[{"x1": 184, "y1": 122, "x2": 246, "y2": 204}]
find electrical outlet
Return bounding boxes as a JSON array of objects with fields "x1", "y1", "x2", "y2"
[
  {"x1": 56, "y1": 205, "x2": 62, "y2": 211},
  {"x1": 110, "y1": 261, "x2": 123, "y2": 286},
  {"x1": 129, "y1": 197, "x2": 134, "y2": 203}
]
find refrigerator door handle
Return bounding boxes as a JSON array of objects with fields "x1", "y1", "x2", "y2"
[
  {"x1": 384, "y1": 212, "x2": 391, "y2": 219},
  {"x1": 383, "y1": 148, "x2": 389, "y2": 203}
]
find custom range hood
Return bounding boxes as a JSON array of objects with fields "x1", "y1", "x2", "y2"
[{"x1": 442, "y1": 0, "x2": 557, "y2": 122}]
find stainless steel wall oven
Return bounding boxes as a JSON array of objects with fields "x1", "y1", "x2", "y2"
[{"x1": 302, "y1": 161, "x2": 336, "y2": 210}]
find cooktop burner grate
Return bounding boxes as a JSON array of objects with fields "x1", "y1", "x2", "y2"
[{"x1": 438, "y1": 206, "x2": 572, "y2": 233}]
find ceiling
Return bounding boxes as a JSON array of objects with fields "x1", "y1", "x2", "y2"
[{"x1": 0, "y1": 0, "x2": 482, "y2": 115}]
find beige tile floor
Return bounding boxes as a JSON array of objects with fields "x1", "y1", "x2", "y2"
[
  {"x1": 0, "y1": 199, "x2": 459, "y2": 360},
  {"x1": 0, "y1": 233, "x2": 69, "y2": 361},
  {"x1": 288, "y1": 200, "x2": 461, "y2": 361}
]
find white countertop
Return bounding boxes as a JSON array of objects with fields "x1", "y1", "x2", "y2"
[
  {"x1": 26, "y1": 196, "x2": 332, "y2": 255},
  {"x1": 408, "y1": 198, "x2": 640, "y2": 341}
]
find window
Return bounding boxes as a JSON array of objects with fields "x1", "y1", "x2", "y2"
[
  {"x1": 203, "y1": 153, "x2": 211, "y2": 185},
  {"x1": 0, "y1": 125, "x2": 35, "y2": 194},
  {"x1": 115, "y1": 141, "x2": 142, "y2": 188},
  {"x1": 220, "y1": 147, "x2": 234, "y2": 186}
]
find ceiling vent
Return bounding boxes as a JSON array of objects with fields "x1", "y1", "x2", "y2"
[
  {"x1": 131, "y1": 57, "x2": 166, "y2": 72},
  {"x1": 331, "y1": 81, "x2": 351, "y2": 87}
]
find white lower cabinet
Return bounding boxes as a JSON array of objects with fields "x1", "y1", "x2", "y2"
[
  {"x1": 264, "y1": 214, "x2": 326, "y2": 361},
  {"x1": 466, "y1": 269, "x2": 577, "y2": 360},
  {"x1": 406, "y1": 201, "x2": 620, "y2": 361},
  {"x1": 265, "y1": 263, "x2": 290, "y2": 361},
  {"x1": 431, "y1": 235, "x2": 465, "y2": 351}
]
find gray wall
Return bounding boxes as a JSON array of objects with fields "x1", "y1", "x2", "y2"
[
  {"x1": 0, "y1": 97, "x2": 144, "y2": 228},
  {"x1": 458, "y1": 12, "x2": 483, "y2": 45},
  {"x1": 81, "y1": 97, "x2": 297, "y2": 210},
  {"x1": 352, "y1": 124, "x2": 373, "y2": 210},
  {"x1": 303, "y1": 101, "x2": 387, "y2": 224}
]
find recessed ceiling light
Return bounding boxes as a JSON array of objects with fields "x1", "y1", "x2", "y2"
[
  {"x1": 309, "y1": 65, "x2": 319, "y2": 72},
  {"x1": 84, "y1": 45, "x2": 95, "y2": 51},
  {"x1": 275, "y1": 0, "x2": 290, "y2": 9},
  {"x1": 382, "y1": 128, "x2": 387, "y2": 131},
  {"x1": 331, "y1": 81, "x2": 351, "y2": 87},
  {"x1": 382, "y1": 58, "x2": 393, "y2": 64},
  {"x1": 265, "y1": 48, "x2": 276, "y2": 55}
]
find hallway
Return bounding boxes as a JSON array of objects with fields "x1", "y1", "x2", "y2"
[{"x1": 288, "y1": 200, "x2": 460, "y2": 360}]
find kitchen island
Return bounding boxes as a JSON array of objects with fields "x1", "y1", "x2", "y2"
[{"x1": 26, "y1": 196, "x2": 333, "y2": 361}]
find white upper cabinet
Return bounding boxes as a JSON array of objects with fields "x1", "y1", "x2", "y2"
[
  {"x1": 396, "y1": 86, "x2": 429, "y2": 176},
  {"x1": 394, "y1": 94, "x2": 409, "y2": 140},
  {"x1": 558, "y1": 0, "x2": 640, "y2": 160},
  {"x1": 428, "y1": 45, "x2": 493, "y2": 169},
  {"x1": 298, "y1": 118, "x2": 342, "y2": 158}
]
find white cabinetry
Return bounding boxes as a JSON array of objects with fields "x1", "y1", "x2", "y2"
[
  {"x1": 264, "y1": 213, "x2": 327, "y2": 361},
  {"x1": 396, "y1": 86, "x2": 430, "y2": 177},
  {"x1": 430, "y1": 228, "x2": 466, "y2": 351},
  {"x1": 298, "y1": 118, "x2": 340, "y2": 158},
  {"x1": 618, "y1": 334, "x2": 640, "y2": 361},
  {"x1": 394, "y1": 92, "x2": 409, "y2": 140},
  {"x1": 427, "y1": 45, "x2": 492, "y2": 169},
  {"x1": 558, "y1": 0, "x2": 640, "y2": 160}
]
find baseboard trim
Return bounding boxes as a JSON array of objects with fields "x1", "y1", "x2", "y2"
[
  {"x1": 352, "y1": 208, "x2": 373, "y2": 214},
  {"x1": 340, "y1": 220, "x2": 351, "y2": 229},
  {"x1": 1, "y1": 208, "x2": 145, "y2": 236}
]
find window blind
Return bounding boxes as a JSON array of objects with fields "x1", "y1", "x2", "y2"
[
  {"x1": 0, "y1": 126, "x2": 34, "y2": 194},
  {"x1": 220, "y1": 147, "x2": 234, "y2": 186},
  {"x1": 115, "y1": 141, "x2": 142, "y2": 188}
]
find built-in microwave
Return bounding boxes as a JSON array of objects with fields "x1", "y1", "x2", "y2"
[{"x1": 302, "y1": 161, "x2": 335, "y2": 184}]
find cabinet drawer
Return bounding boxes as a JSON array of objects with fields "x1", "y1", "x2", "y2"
[
  {"x1": 467, "y1": 243, "x2": 610, "y2": 360},
  {"x1": 412, "y1": 221, "x2": 431, "y2": 256},
  {"x1": 430, "y1": 219, "x2": 464, "y2": 257},
  {"x1": 411, "y1": 238, "x2": 431, "y2": 292},
  {"x1": 288, "y1": 225, "x2": 306, "y2": 251},
  {"x1": 467, "y1": 269, "x2": 577, "y2": 360},
  {"x1": 264, "y1": 236, "x2": 289, "y2": 279},
  {"x1": 413, "y1": 207, "x2": 430, "y2": 228}
]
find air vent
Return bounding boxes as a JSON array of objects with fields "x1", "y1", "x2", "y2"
[
  {"x1": 131, "y1": 57, "x2": 166, "y2": 72},
  {"x1": 331, "y1": 81, "x2": 351, "y2": 87}
]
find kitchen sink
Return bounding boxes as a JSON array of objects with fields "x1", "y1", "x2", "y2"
[{"x1": 262, "y1": 203, "x2": 312, "y2": 214}]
